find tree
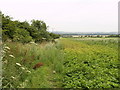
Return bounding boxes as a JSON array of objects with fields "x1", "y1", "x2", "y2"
[
  {"x1": 13, "y1": 28, "x2": 32, "y2": 43},
  {"x1": 2, "y1": 13, "x2": 60, "y2": 43}
]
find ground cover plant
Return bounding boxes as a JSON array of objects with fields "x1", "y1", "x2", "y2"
[{"x1": 61, "y1": 38, "x2": 119, "y2": 88}]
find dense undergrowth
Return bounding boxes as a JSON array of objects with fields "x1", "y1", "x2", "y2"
[{"x1": 2, "y1": 41, "x2": 64, "y2": 88}]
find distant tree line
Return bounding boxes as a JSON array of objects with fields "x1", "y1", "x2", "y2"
[
  {"x1": 62, "y1": 34, "x2": 119, "y2": 38},
  {"x1": 1, "y1": 12, "x2": 60, "y2": 43}
]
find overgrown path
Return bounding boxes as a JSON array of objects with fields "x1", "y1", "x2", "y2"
[{"x1": 23, "y1": 42, "x2": 64, "y2": 88}]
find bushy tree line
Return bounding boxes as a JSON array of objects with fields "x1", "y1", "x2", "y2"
[{"x1": 1, "y1": 13, "x2": 60, "y2": 43}]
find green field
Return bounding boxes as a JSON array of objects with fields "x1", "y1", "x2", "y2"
[
  {"x1": 61, "y1": 38, "x2": 119, "y2": 88},
  {"x1": 2, "y1": 38, "x2": 119, "y2": 88}
]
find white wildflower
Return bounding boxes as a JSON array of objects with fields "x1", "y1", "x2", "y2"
[
  {"x1": 30, "y1": 41, "x2": 35, "y2": 44},
  {"x1": 9, "y1": 55, "x2": 15, "y2": 58},
  {"x1": 1, "y1": 56, "x2": 3, "y2": 60},
  {"x1": 16, "y1": 63, "x2": 22, "y2": 67},
  {"x1": 53, "y1": 70, "x2": 56, "y2": 74},
  {"x1": 30, "y1": 41, "x2": 37, "y2": 45},
  {"x1": 19, "y1": 84, "x2": 22, "y2": 87},
  {"x1": 11, "y1": 76, "x2": 15, "y2": 79},
  {"x1": 2, "y1": 50, "x2": 6, "y2": 54},
  {"x1": 21, "y1": 67, "x2": 25, "y2": 70},
  {"x1": 19, "y1": 82, "x2": 26, "y2": 88},
  {"x1": 42, "y1": 38, "x2": 46, "y2": 40},
  {"x1": 26, "y1": 70, "x2": 31, "y2": 73},
  {"x1": 4, "y1": 46, "x2": 10, "y2": 50},
  {"x1": 4, "y1": 48, "x2": 10, "y2": 52}
]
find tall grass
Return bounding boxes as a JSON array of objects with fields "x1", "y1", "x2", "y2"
[{"x1": 2, "y1": 41, "x2": 64, "y2": 88}]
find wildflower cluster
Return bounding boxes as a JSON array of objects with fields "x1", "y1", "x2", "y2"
[{"x1": 2, "y1": 44, "x2": 32, "y2": 88}]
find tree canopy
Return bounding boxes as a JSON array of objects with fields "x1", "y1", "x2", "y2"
[{"x1": 1, "y1": 13, "x2": 60, "y2": 43}]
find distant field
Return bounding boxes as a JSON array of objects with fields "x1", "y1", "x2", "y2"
[
  {"x1": 2, "y1": 37, "x2": 119, "y2": 88},
  {"x1": 74, "y1": 37, "x2": 118, "y2": 41},
  {"x1": 61, "y1": 38, "x2": 119, "y2": 88}
]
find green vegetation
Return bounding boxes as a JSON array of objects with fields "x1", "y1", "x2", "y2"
[
  {"x1": 1, "y1": 13, "x2": 119, "y2": 88},
  {"x1": 61, "y1": 38, "x2": 119, "y2": 88},
  {"x1": 1, "y1": 13, "x2": 60, "y2": 43},
  {"x1": 2, "y1": 38, "x2": 119, "y2": 88},
  {"x1": 2, "y1": 41, "x2": 64, "y2": 88}
]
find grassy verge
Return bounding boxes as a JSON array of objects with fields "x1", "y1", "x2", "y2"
[
  {"x1": 2, "y1": 41, "x2": 64, "y2": 88},
  {"x1": 2, "y1": 37, "x2": 119, "y2": 88}
]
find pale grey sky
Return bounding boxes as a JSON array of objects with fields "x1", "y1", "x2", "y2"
[{"x1": 0, "y1": 0, "x2": 119, "y2": 32}]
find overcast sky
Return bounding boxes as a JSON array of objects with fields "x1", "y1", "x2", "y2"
[{"x1": 0, "y1": 0, "x2": 119, "y2": 32}]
